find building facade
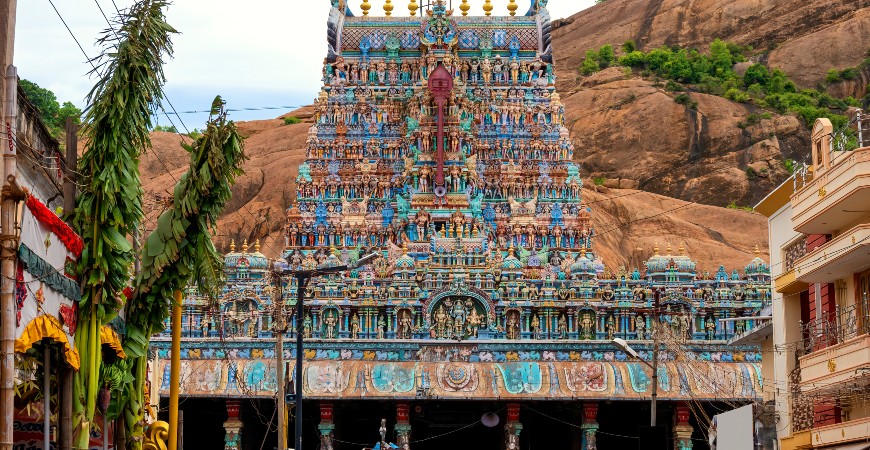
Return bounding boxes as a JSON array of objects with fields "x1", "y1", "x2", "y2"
[
  {"x1": 755, "y1": 117, "x2": 870, "y2": 450},
  {"x1": 153, "y1": 2, "x2": 772, "y2": 449}
]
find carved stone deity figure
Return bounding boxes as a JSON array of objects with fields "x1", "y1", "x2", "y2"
[
  {"x1": 605, "y1": 315, "x2": 615, "y2": 340},
  {"x1": 466, "y1": 308, "x2": 482, "y2": 338},
  {"x1": 377, "y1": 315, "x2": 386, "y2": 339},
  {"x1": 705, "y1": 316, "x2": 716, "y2": 340},
  {"x1": 434, "y1": 305, "x2": 449, "y2": 338},
  {"x1": 530, "y1": 314, "x2": 540, "y2": 338},
  {"x1": 558, "y1": 315, "x2": 568, "y2": 339},
  {"x1": 635, "y1": 315, "x2": 646, "y2": 339},
  {"x1": 399, "y1": 310, "x2": 414, "y2": 339},
  {"x1": 580, "y1": 313, "x2": 594, "y2": 340},
  {"x1": 303, "y1": 314, "x2": 313, "y2": 338},
  {"x1": 351, "y1": 313, "x2": 361, "y2": 339},
  {"x1": 506, "y1": 312, "x2": 520, "y2": 339},
  {"x1": 481, "y1": 57, "x2": 493, "y2": 84},
  {"x1": 323, "y1": 310, "x2": 338, "y2": 339},
  {"x1": 379, "y1": 419, "x2": 388, "y2": 447},
  {"x1": 679, "y1": 315, "x2": 691, "y2": 340}
]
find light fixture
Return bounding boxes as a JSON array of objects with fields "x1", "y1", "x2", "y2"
[{"x1": 481, "y1": 412, "x2": 500, "y2": 428}]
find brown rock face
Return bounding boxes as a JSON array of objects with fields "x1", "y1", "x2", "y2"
[
  {"x1": 552, "y1": 0, "x2": 870, "y2": 90},
  {"x1": 563, "y1": 68, "x2": 807, "y2": 207},
  {"x1": 550, "y1": 0, "x2": 869, "y2": 207},
  {"x1": 141, "y1": 108, "x2": 314, "y2": 258}
]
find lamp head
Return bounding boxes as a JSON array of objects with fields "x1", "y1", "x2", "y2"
[
  {"x1": 352, "y1": 252, "x2": 380, "y2": 269},
  {"x1": 612, "y1": 337, "x2": 640, "y2": 359}
]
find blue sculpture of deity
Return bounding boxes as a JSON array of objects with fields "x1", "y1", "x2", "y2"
[
  {"x1": 315, "y1": 201, "x2": 329, "y2": 227},
  {"x1": 550, "y1": 203, "x2": 564, "y2": 228},
  {"x1": 382, "y1": 203, "x2": 395, "y2": 227},
  {"x1": 482, "y1": 204, "x2": 496, "y2": 226}
]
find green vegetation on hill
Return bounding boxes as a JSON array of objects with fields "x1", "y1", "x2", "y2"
[
  {"x1": 19, "y1": 79, "x2": 82, "y2": 141},
  {"x1": 580, "y1": 39, "x2": 863, "y2": 130}
]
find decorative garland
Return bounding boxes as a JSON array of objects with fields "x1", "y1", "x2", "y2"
[
  {"x1": 18, "y1": 243, "x2": 82, "y2": 302},
  {"x1": 25, "y1": 194, "x2": 83, "y2": 257}
]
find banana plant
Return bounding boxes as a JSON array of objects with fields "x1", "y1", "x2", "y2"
[
  {"x1": 73, "y1": 1, "x2": 176, "y2": 447},
  {"x1": 122, "y1": 97, "x2": 246, "y2": 449}
]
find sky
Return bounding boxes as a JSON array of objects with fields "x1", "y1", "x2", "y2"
[{"x1": 15, "y1": 0, "x2": 594, "y2": 128}]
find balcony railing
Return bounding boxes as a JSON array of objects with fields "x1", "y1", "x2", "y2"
[
  {"x1": 783, "y1": 235, "x2": 808, "y2": 273},
  {"x1": 801, "y1": 295, "x2": 870, "y2": 355},
  {"x1": 831, "y1": 109, "x2": 870, "y2": 159}
]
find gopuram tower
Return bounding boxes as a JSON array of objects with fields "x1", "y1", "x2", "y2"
[{"x1": 155, "y1": 2, "x2": 771, "y2": 449}]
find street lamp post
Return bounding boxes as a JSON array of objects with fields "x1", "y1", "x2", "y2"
[
  {"x1": 613, "y1": 337, "x2": 658, "y2": 426},
  {"x1": 612, "y1": 288, "x2": 661, "y2": 427},
  {"x1": 274, "y1": 253, "x2": 379, "y2": 450}
]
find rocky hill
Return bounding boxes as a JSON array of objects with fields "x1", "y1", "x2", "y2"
[{"x1": 553, "y1": 0, "x2": 870, "y2": 207}]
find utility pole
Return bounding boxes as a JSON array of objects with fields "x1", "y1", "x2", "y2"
[
  {"x1": 0, "y1": 0, "x2": 17, "y2": 441},
  {"x1": 273, "y1": 272, "x2": 287, "y2": 450},
  {"x1": 651, "y1": 288, "x2": 660, "y2": 427},
  {"x1": 278, "y1": 253, "x2": 379, "y2": 450},
  {"x1": 60, "y1": 116, "x2": 77, "y2": 450}
]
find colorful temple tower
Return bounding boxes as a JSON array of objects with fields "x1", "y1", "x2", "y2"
[{"x1": 154, "y1": 2, "x2": 772, "y2": 449}]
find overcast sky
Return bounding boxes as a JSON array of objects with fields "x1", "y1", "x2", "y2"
[{"x1": 15, "y1": 0, "x2": 593, "y2": 128}]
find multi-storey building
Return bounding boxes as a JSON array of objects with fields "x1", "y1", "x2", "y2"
[
  {"x1": 151, "y1": 2, "x2": 772, "y2": 449},
  {"x1": 755, "y1": 116, "x2": 870, "y2": 450}
]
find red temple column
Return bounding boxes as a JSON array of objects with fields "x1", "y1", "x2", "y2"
[
  {"x1": 395, "y1": 402, "x2": 411, "y2": 449},
  {"x1": 223, "y1": 400, "x2": 242, "y2": 450},
  {"x1": 580, "y1": 402, "x2": 599, "y2": 450},
  {"x1": 319, "y1": 403, "x2": 335, "y2": 450},
  {"x1": 673, "y1": 402, "x2": 694, "y2": 450},
  {"x1": 505, "y1": 403, "x2": 522, "y2": 450}
]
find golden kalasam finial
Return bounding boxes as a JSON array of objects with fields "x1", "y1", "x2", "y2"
[
  {"x1": 361, "y1": 0, "x2": 371, "y2": 15},
  {"x1": 666, "y1": 242, "x2": 672, "y2": 254},
  {"x1": 242, "y1": 239, "x2": 249, "y2": 253},
  {"x1": 230, "y1": 240, "x2": 236, "y2": 253},
  {"x1": 754, "y1": 244, "x2": 761, "y2": 256},
  {"x1": 409, "y1": 0, "x2": 418, "y2": 16},
  {"x1": 460, "y1": 0, "x2": 470, "y2": 16},
  {"x1": 653, "y1": 242, "x2": 659, "y2": 255},
  {"x1": 255, "y1": 239, "x2": 261, "y2": 253},
  {"x1": 508, "y1": 0, "x2": 518, "y2": 16},
  {"x1": 384, "y1": 0, "x2": 393, "y2": 16},
  {"x1": 678, "y1": 242, "x2": 685, "y2": 255},
  {"x1": 483, "y1": 0, "x2": 493, "y2": 16}
]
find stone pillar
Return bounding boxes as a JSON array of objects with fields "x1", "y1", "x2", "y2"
[
  {"x1": 223, "y1": 400, "x2": 243, "y2": 450},
  {"x1": 580, "y1": 402, "x2": 599, "y2": 450},
  {"x1": 504, "y1": 403, "x2": 522, "y2": 450},
  {"x1": 673, "y1": 402, "x2": 694, "y2": 450},
  {"x1": 319, "y1": 403, "x2": 335, "y2": 450},
  {"x1": 395, "y1": 402, "x2": 411, "y2": 450}
]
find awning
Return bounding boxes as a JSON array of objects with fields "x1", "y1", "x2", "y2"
[
  {"x1": 15, "y1": 314, "x2": 80, "y2": 370},
  {"x1": 100, "y1": 325, "x2": 127, "y2": 359}
]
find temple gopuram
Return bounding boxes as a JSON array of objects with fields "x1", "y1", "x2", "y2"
[{"x1": 151, "y1": 2, "x2": 772, "y2": 449}]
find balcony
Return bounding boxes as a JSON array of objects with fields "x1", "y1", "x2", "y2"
[
  {"x1": 798, "y1": 297, "x2": 870, "y2": 391},
  {"x1": 791, "y1": 146, "x2": 870, "y2": 235},
  {"x1": 793, "y1": 223, "x2": 870, "y2": 284},
  {"x1": 809, "y1": 416, "x2": 870, "y2": 448}
]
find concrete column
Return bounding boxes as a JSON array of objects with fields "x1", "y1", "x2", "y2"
[
  {"x1": 223, "y1": 400, "x2": 243, "y2": 450},
  {"x1": 504, "y1": 403, "x2": 522, "y2": 450},
  {"x1": 318, "y1": 403, "x2": 335, "y2": 450},
  {"x1": 580, "y1": 402, "x2": 599, "y2": 450},
  {"x1": 673, "y1": 402, "x2": 693, "y2": 450},
  {"x1": 395, "y1": 402, "x2": 411, "y2": 450}
]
